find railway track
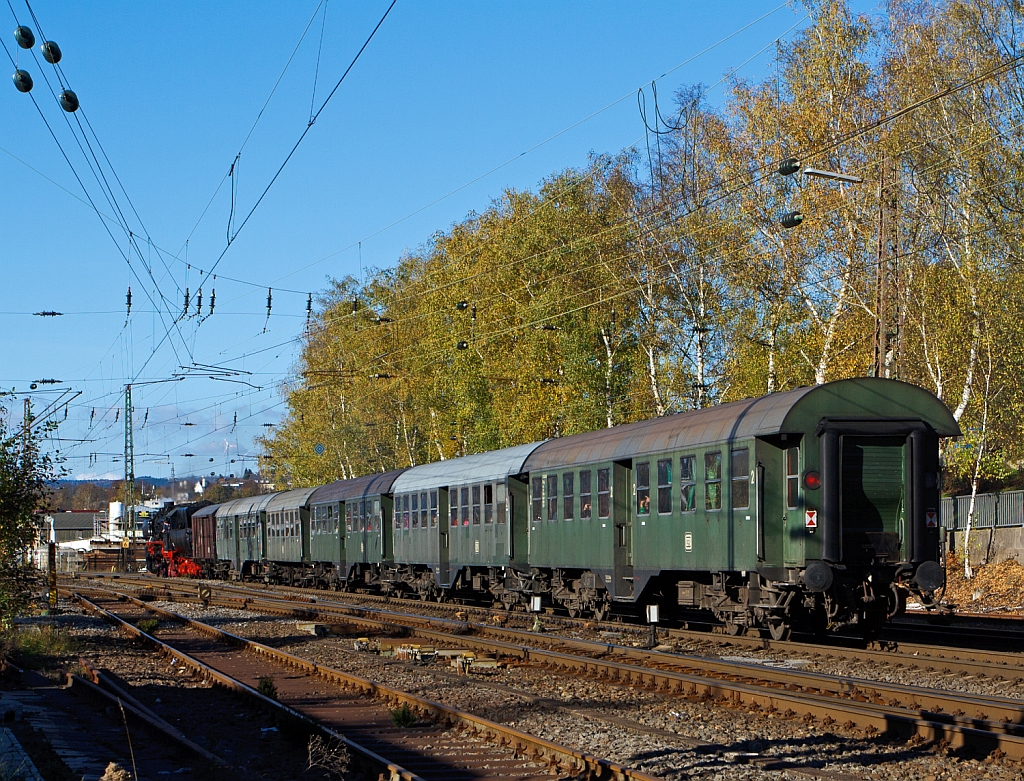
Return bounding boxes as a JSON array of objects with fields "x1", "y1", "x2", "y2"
[
  {"x1": 71, "y1": 577, "x2": 1024, "y2": 764},
  {"x1": 72, "y1": 588, "x2": 660, "y2": 781},
  {"x1": 76, "y1": 573, "x2": 1024, "y2": 682}
]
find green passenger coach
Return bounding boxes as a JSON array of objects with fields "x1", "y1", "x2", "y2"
[
  {"x1": 191, "y1": 377, "x2": 957, "y2": 638},
  {"x1": 519, "y1": 377, "x2": 959, "y2": 636},
  {"x1": 308, "y1": 469, "x2": 406, "y2": 590},
  {"x1": 386, "y1": 443, "x2": 542, "y2": 602}
]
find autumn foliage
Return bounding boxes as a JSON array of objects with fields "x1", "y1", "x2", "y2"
[{"x1": 264, "y1": 1, "x2": 1024, "y2": 492}]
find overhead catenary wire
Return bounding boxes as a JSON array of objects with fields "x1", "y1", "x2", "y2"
[
  {"x1": 34, "y1": 10, "x2": 1024, "y2": 476},
  {"x1": 200, "y1": 0, "x2": 398, "y2": 287},
  {"x1": 6, "y1": 2, "x2": 195, "y2": 376}
]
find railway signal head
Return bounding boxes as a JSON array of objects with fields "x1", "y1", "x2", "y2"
[{"x1": 781, "y1": 211, "x2": 804, "y2": 229}]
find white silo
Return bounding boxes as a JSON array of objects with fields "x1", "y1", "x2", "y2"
[{"x1": 108, "y1": 501, "x2": 124, "y2": 536}]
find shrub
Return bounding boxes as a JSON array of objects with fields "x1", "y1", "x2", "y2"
[
  {"x1": 5, "y1": 625, "x2": 76, "y2": 669},
  {"x1": 390, "y1": 703, "x2": 415, "y2": 728},
  {"x1": 136, "y1": 618, "x2": 159, "y2": 634},
  {"x1": 256, "y1": 676, "x2": 278, "y2": 700}
]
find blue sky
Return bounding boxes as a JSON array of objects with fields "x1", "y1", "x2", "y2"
[{"x1": 0, "y1": 1, "x2": 878, "y2": 481}]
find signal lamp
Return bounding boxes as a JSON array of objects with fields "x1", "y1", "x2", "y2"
[
  {"x1": 780, "y1": 211, "x2": 803, "y2": 229},
  {"x1": 803, "y1": 470, "x2": 821, "y2": 490},
  {"x1": 455, "y1": 301, "x2": 469, "y2": 310},
  {"x1": 456, "y1": 341, "x2": 469, "y2": 350}
]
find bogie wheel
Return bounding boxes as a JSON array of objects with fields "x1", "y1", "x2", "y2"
[
  {"x1": 567, "y1": 605, "x2": 580, "y2": 619},
  {"x1": 767, "y1": 620, "x2": 792, "y2": 642},
  {"x1": 592, "y1": 604, "x2": 609, "y2": 622},
  {"x1": 724, "y1": 620, "x2": 744, "y2": 637}
]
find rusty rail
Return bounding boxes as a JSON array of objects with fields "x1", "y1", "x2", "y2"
[
  {"x1": 74, "y1": 589, "x2": 661, "y2": 781},
  {"x1": 75, "y1": 579, "x2": 1024, "y2": 761},
  {"x1": 72, "y1": 592, "x2": 425, "y2": 781}
]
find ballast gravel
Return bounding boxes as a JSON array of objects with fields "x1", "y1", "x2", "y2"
[{"x1": 139, "y1": 600, "x2": 1024, "y2": 781}]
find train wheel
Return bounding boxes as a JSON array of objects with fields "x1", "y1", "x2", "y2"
[
  {"x1": 592, "y1": 604, "x2": 609, "y2": 622},
  {"x1": 724, "y1": 620, "x2": 744, "y2": 636},
  {"x1": 767, "y1": 619, "x2": 792, "y2": 642},
  {"x1": 567, "y1": 605, "x2": 580, "y2": 618}
]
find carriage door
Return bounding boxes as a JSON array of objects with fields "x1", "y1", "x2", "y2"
[
  {"x1": 366, "y1": 498, "x2": 382, "y2": 563},
  {"x1": 438, "y1": 488, "x2": 450, "y2": 586},
  {"x1": 782, "y1": 445, "x2": 806, "y2": 567},
  {"x1": 613, "y1": 462, "x2": 634, "y2": 599},
  {"x1": 840, "y1": 436, "x2": 906, "y2": 565}
]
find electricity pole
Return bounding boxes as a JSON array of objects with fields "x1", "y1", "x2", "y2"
[
  {"x1": 872, "y1": 155, "x2": 900, "y2": 379},
  {"x1": 123, "y1": 384, "x2": 135, "y2": 571}
]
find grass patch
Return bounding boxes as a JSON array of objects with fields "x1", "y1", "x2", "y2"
[
  {"x1": 136, "y1": 618, "x2": 159, "y2": 634},
  {"x1": 4, "y1": 625, "x2": 77, "y2": 671},
  {"x1": 390, "y1": 703, "x2": 415, "y2": 728},
  {"x1": 256, "y1": 676, "x2": 278, "y2": 700}
]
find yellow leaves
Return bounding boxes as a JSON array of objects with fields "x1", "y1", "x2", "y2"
[{"x1": 261, "y1": 1, "x2": 1024, "y2": 487}]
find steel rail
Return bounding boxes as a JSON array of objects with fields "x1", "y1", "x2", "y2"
[
  {"x1": 77, "y1": 573, "x2": 1024, "y2": 680},
  {"x1": 75, "y1": 582, "x2": 1024, "y2": 761},
  {"x1": 162, "y1": 588, "x2": 1024, "y2": 732},
  {"x1": 72, "y1": 588, "x2": 662, "y2": 781},
  {"x1": 72, "y1": 592, "x2": 426, "y2": 781}
]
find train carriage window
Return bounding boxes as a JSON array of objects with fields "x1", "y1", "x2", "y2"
[
  {"x1": 402, "y1": 495, "x2": 410, "y2": 530},
  {"x1": 546, "y1": 475, "x2": 558, "y2": 521},
  {"x1": 496, "y1": 483, "x2": 506, "y2": 524},
  {"x1": 531, "y1": 477, "x2": 543, "y2": 523},
  {"x1": 411, "y1": 493, "x2": 419, "y2": 528},
  {"x1": 472, "y1": 485, "x2": 481, "y2": 525},
  {"x1": 597, "y1": 468, "x2": 611, "y2": 519},
  {"x1": 680, "y1": 456, "x2": 696, "y2": 512},
  {"x1": 373, "y1": 499, "x2": 381, "y2": 531},
  {"x1": 563, "y1": 473, "x2": 574, "y2": 521},
  {"x1": 461, "y1": 486, "x2": 470, "y2": 526},
  {"x1": 394, "y1": 500, "x2": 402, "y2": 530},
  {"x1": 786, "y1": 447, "x2": 800, "y2": 509},
  {"x1": 430, "y1": 490, "x2": 438, "y2": 527},
  {"x1": 636, "y1": 462, "x2": 651, "y2": 516},
  {"x1": 657, "y1": 459, "x2": 672, "y2": 515},
  {"x1": 420, "y1": 492, "x2": 428, "y2": 526},
  {"x1": 450, "y1": 491, "x2": 459, "y2": 527},
  {"x1": 579, "y1": 470, "x2": 592, "y2": 519},
  {"x1": 347, "y1": 505, "x2": 354, "y2": 533},
  {"x1": 705, "y1": 453, "x2": 722, "y2": 511},
  {"x1": 732, "y1": 449, "x2": 750, "y2": 509},
  {"x1": 484, "y1": 484, "x2": 494, "y2": 524}
]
